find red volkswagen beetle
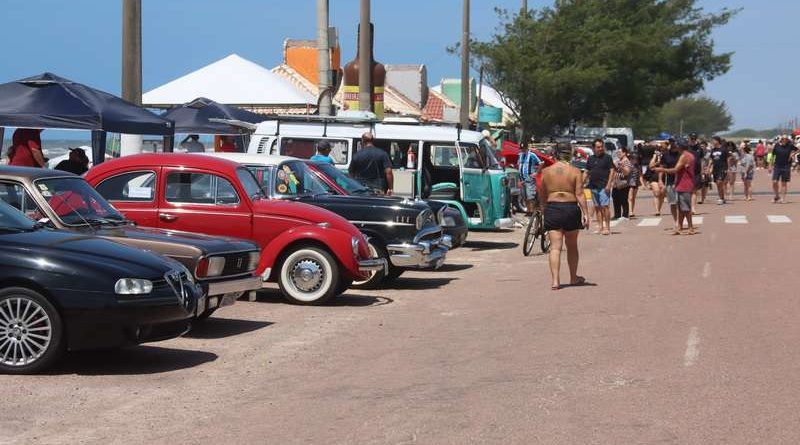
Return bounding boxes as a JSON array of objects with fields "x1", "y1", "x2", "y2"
[{"x1": 85, "y1": 154, "x2": 384, "y2": 305}]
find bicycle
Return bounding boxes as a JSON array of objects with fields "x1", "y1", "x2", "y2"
[{"x1": 522, "y1": 192, "x2": 551, "y2": 256}]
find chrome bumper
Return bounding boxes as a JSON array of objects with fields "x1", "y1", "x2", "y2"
[
  {"x1": 495, "y1": 218, "x2": 514, "y2": 228},
  {"x1": 387, "y1": 235, "x2": 451, "y2": 269},
  {"x1": 358, "y1": 257, "x2": 387, "y2": 272},
  {"x1": 206, "y1": 275, "x2": 263, "y2": 296}
]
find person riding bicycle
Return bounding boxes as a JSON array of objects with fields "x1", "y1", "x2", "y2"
[{"x1": 518, "y1": 144, "x2": 542, "y2": 216}]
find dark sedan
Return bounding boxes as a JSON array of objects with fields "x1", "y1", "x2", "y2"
[{"x1": 0, "y1": 201, "x2": 200, "y2": 374}]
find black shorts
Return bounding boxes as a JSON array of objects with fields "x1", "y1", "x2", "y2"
[
  {"x1": 544, "y1": 202, "x2": 583, "y2": 232},
  {"x1": 712, "y1": 169, "x2": 727, "y2": 182}
]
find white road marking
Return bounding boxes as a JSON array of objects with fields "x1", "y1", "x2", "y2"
[
  {"x1": 684, "y1": 327, "x2": 700, "y2": 367},
  {"x1": 692, "y1": 216, "x2": 703, "y2": 225},
  {"x1": 725, "y1": 215, "x2": 748, "y2": 224},
  {"x1": 767, "y1": 215, "x2": 792, "y2": 224},
  {"x1": 637, "y1": 217, "x2": 662, "y2": 227},
  {"x1": 701, "y1": 262, "x2": 711, "y2": 278}
]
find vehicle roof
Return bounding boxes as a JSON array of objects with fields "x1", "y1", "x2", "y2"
[
  {"x1": 200, "y1": 152, "x2": 296, "y2": 166},
  {"x1": 0, "y1": 165, "x2": 79, "y2": 181},
  {"x1": 253, "y1": 120, "x2": 484, "y2": 143},
  {"x1": 88, "y1": 153, "x2": 243, "y2": 175}
]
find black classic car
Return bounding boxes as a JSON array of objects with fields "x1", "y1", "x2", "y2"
[
  {"x1": 308, "y1": 160, "x2": 468, "y2": 248},
  {"x1": 0, "y1": 200, "x2": 200, "y2": 374},
  {"x1": 205, "y1": 153, "x2": 452, "y2": 288},
  {"x1": 0, "y1": 167, "x2": 262, "y2": 319}
]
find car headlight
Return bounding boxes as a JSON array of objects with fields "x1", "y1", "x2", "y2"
[
  {"x1": 115, "y1": 278, "x2": 153, "y2": 295},
  {"x1": 416, "y1": 209, "x2": 433, "y2": 230},
  {"x1": 351, "y1": 236, "x2": 360, "y2": 257},
  {"x1": 196, "y1": 256, "x2": 226, "y2": 278},
  {"x1": 247, "y1": 251, "x2": 260, "y2": 271},
  {"x1": 442, "y1": 216, "x2": 457, "y2": 227}
]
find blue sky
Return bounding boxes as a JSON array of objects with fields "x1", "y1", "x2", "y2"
[{"x1": 0, "y1": 0, "x2": 795, "y2": 133}]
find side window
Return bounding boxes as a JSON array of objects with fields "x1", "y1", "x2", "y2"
[
  {"x1": 280, "y1": 138, "x2": 348, "y2": 164},
  {"x1": 0, "y1": 181, "x2": 44, "y2": 220},
  {"x1": 165, "y1": 172, "x2": 239, "y2": 205},
  {"x1": 460, "y1": 144, "x2": 484, "y2": 169},
  {"x1": 430, "y1": 145, "x2": 460, "y2": 167},
  {"x1": 95, "y1": 171, "x2": 156, "y2": 202}
]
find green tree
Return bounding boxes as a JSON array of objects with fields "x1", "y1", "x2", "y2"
[
  {"x1": 659, "y1": 96, "x2": 733, "y2": 136},
  {"x1": 468, "y1": 1, "x2": 738, "y2": 140}
]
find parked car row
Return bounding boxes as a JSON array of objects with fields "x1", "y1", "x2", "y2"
[{"x1": 0, "y1": 146, "x2": 474, "y2": 372}]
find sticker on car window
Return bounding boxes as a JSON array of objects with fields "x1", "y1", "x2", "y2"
[
  {"x1": 37, "y1": 183, "x2": 48, "y2": 191},
  {"x1": 127, "y1": 186, "x2": 152, "y2": 199}
]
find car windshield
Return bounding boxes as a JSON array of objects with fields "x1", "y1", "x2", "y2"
[
  {"x1": 274, "y1": 161, "x2": 335, "y2": 197},
  {"x1": 310, "y1": 162, "x2": 371, "y2": 195},
  {"x1": 35, "y1": 177, "x2": 126, "y2": 226},
  {"x1": 0, "y1": 200, "x2": 37, "y2": 231}
]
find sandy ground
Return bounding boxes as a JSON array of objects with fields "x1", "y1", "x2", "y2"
[{"x1": 3, "y1": 172, "x2": 800, "y2": 444}]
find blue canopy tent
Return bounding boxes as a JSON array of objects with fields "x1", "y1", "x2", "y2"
[
  {"x1": 0, "y1": 73, "x2": 174, "y2": 164},
  {"x1": 160, "y1": 97, "x2": 264, "y2": 135}
]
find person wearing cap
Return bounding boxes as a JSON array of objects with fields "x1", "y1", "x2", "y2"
[
  {"x1": 518, "y1": 143, "x2": 542, "y2": 215},
  {"x1": 654, "y1": 139, "x2": 696, "y2": 235},
  {"x1": 179, "y1": 134, "x2": 205, "y2": 153},
  {"x1": 54, "y1": 147, "x2": 90, "y2": 175},
  {"x1": 540, "y1": 144, "x2": 590, "y2": 290},
  {"x1": 769, "y1": 134, "x2": 798, "y2": 203},
  {"x1": 310, "y1": 140, "x2": 335, "y2": 165}
]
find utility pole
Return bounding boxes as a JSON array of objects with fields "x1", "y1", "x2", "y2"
[
  {"x1": 460, "y1": 0, "x2": 470, "y2": 127},
  {"x1": 317, "y1": 0, "x2": 332, "y2": 116},
  {"x1": 358, "y1": 0, "x2": 371, "y2": 113},
  {"x1": 522, "y1": 0, "x2": 527, "y2": 15},
  {"x1": 122, "y1": 0, "x2": 141, "y2": 105}
]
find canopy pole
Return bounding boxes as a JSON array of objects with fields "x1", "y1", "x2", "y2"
[
  {"x1": 92, "y1": 130, "x2": 107, "y2": 165},
  {"x1": 163, "y1": 135, "x2": 174, "y2": 153},
  {"x1": 0, "y1": 127, "x2": 4, "y2": 158}
]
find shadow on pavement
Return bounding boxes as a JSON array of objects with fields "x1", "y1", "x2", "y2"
[
  {"x1": 434, "y1": 263, "x2": 474, "y2": 272},
  {"x1": 464, "y1": 240, "x2": 519, "y2": 251},
  {"x1": 185, "y1": 317, "x2": 273, "y2": 339},
  {"x1": 47, "y1": 346, "x2": 217, "y2": 376},
  {"x1": 255, "y1": 290, "x2": 392, "y2": 307},
  {"x1": 385, "y1": 277, "x2": 457, "y2": 290}
]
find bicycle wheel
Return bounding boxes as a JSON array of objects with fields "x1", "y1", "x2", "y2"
[
  {"x1": 539, "y1": 226, "x2": 551, "y2": 254},
  {"x1": 522, "y1": 212, "x2": 540, "y2": 256}
]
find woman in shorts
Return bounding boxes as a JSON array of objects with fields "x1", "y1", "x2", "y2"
[{"x1": 645, "y1": 143, "x2": 667, "y2": 216}]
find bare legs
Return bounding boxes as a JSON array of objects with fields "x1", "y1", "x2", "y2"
[
  {"x1": 628, "y1": 186, "x2": 638, "y2": 217},
  {"x1": 743, "y1": 178, "x2": 753, "y2": 201},
  {"x1": 715, "y1": 179, "x2": 726, "y2": 203},
  {"x1": 649, "y1": 182, "x2": 664, "y2": 215},
  {"x1": 548, "y1": 229, "x2": 580, "y2": 289},
  {"x1": 728, "y1": 173, "x2": 736, "y2": 199}
]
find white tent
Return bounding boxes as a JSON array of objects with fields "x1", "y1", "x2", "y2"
[{"x1": 143, "y1": 54, "x2": 315, "y2": 109}]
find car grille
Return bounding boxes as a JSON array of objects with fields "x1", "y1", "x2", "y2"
[
  {"x1": 164, "y1": 270, "x2": 193, "y2": 310},
  {"x1": 214, "y1": 251, "x2": 257, "y2": 277}
]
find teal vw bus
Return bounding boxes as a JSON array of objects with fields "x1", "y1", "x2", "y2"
[{"x1": 243, "y1": 116, "x2": 513, "y2": 230}]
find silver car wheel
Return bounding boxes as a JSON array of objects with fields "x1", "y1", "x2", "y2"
[{"x1": 0, "y1": 297, "x2": 52, "y2": 367}]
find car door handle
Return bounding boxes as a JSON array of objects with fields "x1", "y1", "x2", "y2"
[{"x1": 159, "y1": 213, "x2": 178, "y2": 222}]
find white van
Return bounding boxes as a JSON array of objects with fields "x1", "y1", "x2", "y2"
[{"x1": 245, "y1": 116, "x2": 513, "y2": 230}]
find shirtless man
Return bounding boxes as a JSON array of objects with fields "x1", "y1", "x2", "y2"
[{"x1": 540, "y1": 145, "x2": 590, "y2": 290}]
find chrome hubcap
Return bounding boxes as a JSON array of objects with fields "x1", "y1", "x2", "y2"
[
  {"x1": 0, "y1": 297, "x2": 52, "y2": 367},
  {"x1": 290, "y1": 259, "x2": 324, "y2": 293}
]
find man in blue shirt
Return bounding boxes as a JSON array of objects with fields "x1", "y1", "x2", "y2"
[
  {"x1": 518, "y1": 144, "x2": 542, "y2": 215},
  {"x1": 310, "y1": 140, "x2": 335, "y2": 164}
]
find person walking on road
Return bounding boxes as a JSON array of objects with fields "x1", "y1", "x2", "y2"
[
  {"x1": 726, "y1": 141, "x2": 740, "y2": 199},
  {"x1": 740, "y1": 145, "x2": 755, "y2": 201},
  {"x1": 644, "y1": 142, "x2": 665, "y2": 216},
  {"x1": 769, "y1": 135, "x2": 798, "y2": 203},
  {"x1": 709, "y1": 136, "x2": 729, "y2": 204},
  {"x1": 687, "y1": 133, "x2": 704, "y2": 213},
  {"x1": 628, "y1": 151, "x2": 641, "y2": 218},
  {"x1": 585, "y1": 138, "x2": 614, "y2": 235},
  {"x1": 518, "y1": 144, "x2": 542, "y2": 216},
  {"x1": 611, "y1": 147, "x2": 633, "y2": 220},
  {"x1": 540, "y1": 145, "x2": 590, "y2": 290},
  {"x1": 654, "y1": 140, "x2": 696, "y2": 235},
  {"x1": 659, "y1": 138, "x2": 681, "y2": 232},
  {"x1": 350, "y1": 132, "x2": 394, "y2": 195}
]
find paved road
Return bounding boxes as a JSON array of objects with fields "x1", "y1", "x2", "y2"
[{"x1": 3, "y1": 173, "x2": 800, "y2": 444}]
